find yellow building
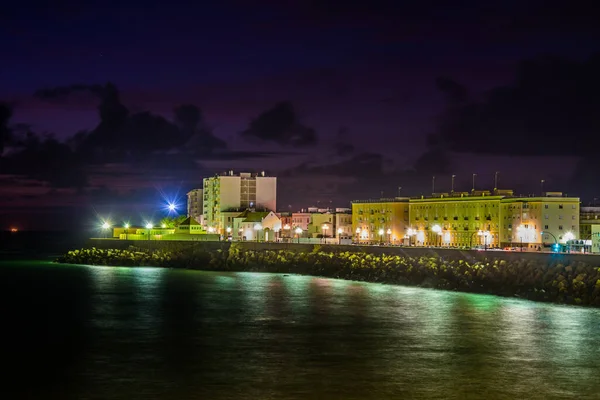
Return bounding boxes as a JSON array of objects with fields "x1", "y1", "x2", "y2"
[
  {"x1": 307, "y1": 212, "x2": 335, "y2": 238},
  {"x1": 351, "y1": 198, "x2": 409, "y2": 244},
  {"x1": 409, "y1": 191, "x2": 505, "y2": 247},
  {"x1": 500, "y1": 193, "x2": 579, "y2": 249},
  {"x1": 580, "y1": 206, "x2": 600, "y2": 248}
]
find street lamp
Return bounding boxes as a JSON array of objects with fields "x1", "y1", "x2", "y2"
[
  {"x1": 378, "y1": 228, "x2": 384, "y2": 244},
  {"x1": 406, "y1": 228, "x2": 416, "y2": 246},
  {"x1": 564, "y1": 231, "x2": 575, "y2": 253},
  {"x1": 238, "y1": 227, "x2": 243, "y2": 240},
  {"x1": 284, "y1": 224, "x2": 291, "y2": 241},
  {"x1": 432, "y1": 224, "x2": 442, "y2": 247},
  {"x1": 124, "y1": 223, "x2": 130, "y2": 240},
  {"x1": 322, "y1": 224, "x2": 329, "y2": 240},
  {"x1": 337, "y1": 227, "x2": 343, "y2": 244},
  {"x1": 387, "y1": 228, "x2": 392, "y2": 244},
  {"x1": 254, "y1": 223, "x2": 262, "y2": 242},
  {"x1": 477, "y1": 230, "x2": 490, "y2": 250},
  {"x1": 295, "y1": 227, "x2": 302, "y2": 244},
  {"x1": 145, "y1": 222, "x2": 153, "y2": 241},
  {"x1": 101, "y1": 221, "x2": 111, "y2": 239},
  {"x1": 355, "y1": 227, "x2": 361, "y2": 243}
]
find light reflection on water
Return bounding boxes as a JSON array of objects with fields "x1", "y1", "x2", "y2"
[{"x1": 2, "y1": 261, "x2": 600, "y2": 399}]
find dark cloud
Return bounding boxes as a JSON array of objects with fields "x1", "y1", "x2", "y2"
[
  {"x1": 432, "y1": 53, "x2": 600, "y2": 157},
  {"x1": 0, "y1": 102, "x2": 12, "y2": 155},
  {"x1": 413, "y1": 149, "x2": 452, "y2": 175},
  {"x1": 35, "y1": 83, "x2": 227, "y2": 157},
  {"x1": 1, "y1": 134, "x2": 88, "y2": 188},
  {"x1": 1, "y1": 85, "x2": 282, "y2": 193},
  {"x1": 241, "y1": 101, "x2": 317, "y2": 147},
  {"x1": 435, "y1": 77, "x2": 468, "y2": 104}
]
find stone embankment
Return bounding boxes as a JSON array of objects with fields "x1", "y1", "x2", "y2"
[{"x1": 57, "y1": 242, "x2": 600, "y2": 307}]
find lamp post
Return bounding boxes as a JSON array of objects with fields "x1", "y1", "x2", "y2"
[
  {"x1": 355, "y1": 227, "x2": 361, "y2": 243},
  {"x1": 406, "y1": 228, "x2": 416, "y2": 246},
  {"x1": 322, "y1": 224, "x2": 329, "y2": 242},
  {"x1": 254, "y1": 223, "x2": 262, "y2": 242},
  {"x1": 146, "y1": 222, "x2": 153, "y2": 241},
  {"x1": 387, "y1": 228, "x2": 392, "y2": 245},
  {"x1": 295, "y1": 227, "x2": 302, "y2": 244},
  {"x1": 477, "y1": 230, "x2": 490, "y2": 251},
  {"x1": 378, "y1": 228, "x2": 384, "y2": 245},
  {"x1": 432, "y1": 224, "x2": 442, "y2": 247},
  {"x1": 101, "y1": 221, "x2": 111, "y2": 239},
  {"x1": 284, "y1": 224, "x2": 291, "y2": 242},
  {"x1": 238, "y1": 227, "x2": 243, "y2": 241},
  {"x1": 337, "y1": 228, "x2": 343, "y2": 244},
  {"x1": 124, "y1": 223, "x2": 130, "y2": 240},
  {"x1": 226, "y1": 226, "x2": 232, "y2": 241},
  {"x1": 564, "y1": 231, "x2": 575, "y2": 254}
]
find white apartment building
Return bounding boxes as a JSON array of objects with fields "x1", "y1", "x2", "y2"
[{"x1": 202, "y1": 171, "x2": 277, "y2": 233}]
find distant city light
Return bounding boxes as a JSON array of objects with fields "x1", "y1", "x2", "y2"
[
  {"x1": 10, "y1": 227, "x2": 18, "y2": 232},
  {"x1": 168, "y1": 203, "x2": 176, "y2": 212},
  {"x1": 101, "y1": 221, "x2": 111, "y2": 230},
  {"x1": 161, "y1": 223, "x2": 167, "y2": 228},
  {"x1": 146, "y1": 223, "x2": 153, "y2": 229},
  {"x1": 124, "y1": 223, "x2": 130, "y2": 229}
]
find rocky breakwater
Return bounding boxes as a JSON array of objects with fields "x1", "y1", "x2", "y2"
[{"x1": 56, "y1": 244, "x2": 600, "y2": 306}]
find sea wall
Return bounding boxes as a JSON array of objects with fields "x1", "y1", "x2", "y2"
[
  {"x1": 88, "y1": 238, "x2": 600, "y2": 266},
  {"x1": 63, "y1": 241, "x2": 600, "y2": 306}
]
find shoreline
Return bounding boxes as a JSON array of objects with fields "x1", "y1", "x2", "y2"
[{"x1": 55, "y1": 244, "x2": 600, "y2": 307}]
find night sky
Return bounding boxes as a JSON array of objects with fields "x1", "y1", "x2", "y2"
[{"x1": 2, "y1": 0, "x2": 600, "y2": 230}]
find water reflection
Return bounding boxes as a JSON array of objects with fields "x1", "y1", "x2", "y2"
[{"x1": 4, "y1": 262, "x2": 600, "y2": 399}]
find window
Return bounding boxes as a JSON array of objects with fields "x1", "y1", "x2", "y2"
[
  {"x1": 544, "y1": 214, "x2": 549, "y2": 219},
  {"x1": 572, "y1": 215, "x2": 575, "y2": 220},
  {"x1": 559, "y1": 204, "x2": 563, "y2": 209},
  {"x1": 572, "y1": 205, "x2": 576, "y2": 209},
  {"x1": 559, "y1": 215, "x2": 563, "y2": 220},
  {"x1": 545, "y1": 204, "x2": 549, "y2": 209},
  {"x1": 544, "y1": 225, "x2": 548, "y2": 229},
  {"x1": 559, "y1": 225, "x2": 563, "y2": 230}
]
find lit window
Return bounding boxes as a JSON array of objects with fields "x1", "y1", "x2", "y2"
[{"x1": 544, "y1": 225, "x2": 548, "y2": 229}]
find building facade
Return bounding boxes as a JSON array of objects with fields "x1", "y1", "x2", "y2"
[
  {"x1": 202, "y1": 171, "x2": 277, "y2": 233},
  {"x1": 500, "y1": 193, "x2": 579, "y2": 249},
  {"x1": 352, "y1": 198, "x2": 410, "y2": 244},
  {"x1": 405, "y1": 190, "x2": 579, "y2": 249},
  {"x1": 291, "y1": 211, "x2": 311, "y2": 232},
  {"x1": 409, "y1": 191, "x2": 505, "y2": 247},
  {"x1": 186, "y1": 189, "x2": 203, "y2": 224},
  {"x1": 334, "y1": 208, "x2": 352, "y2": 238}
]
